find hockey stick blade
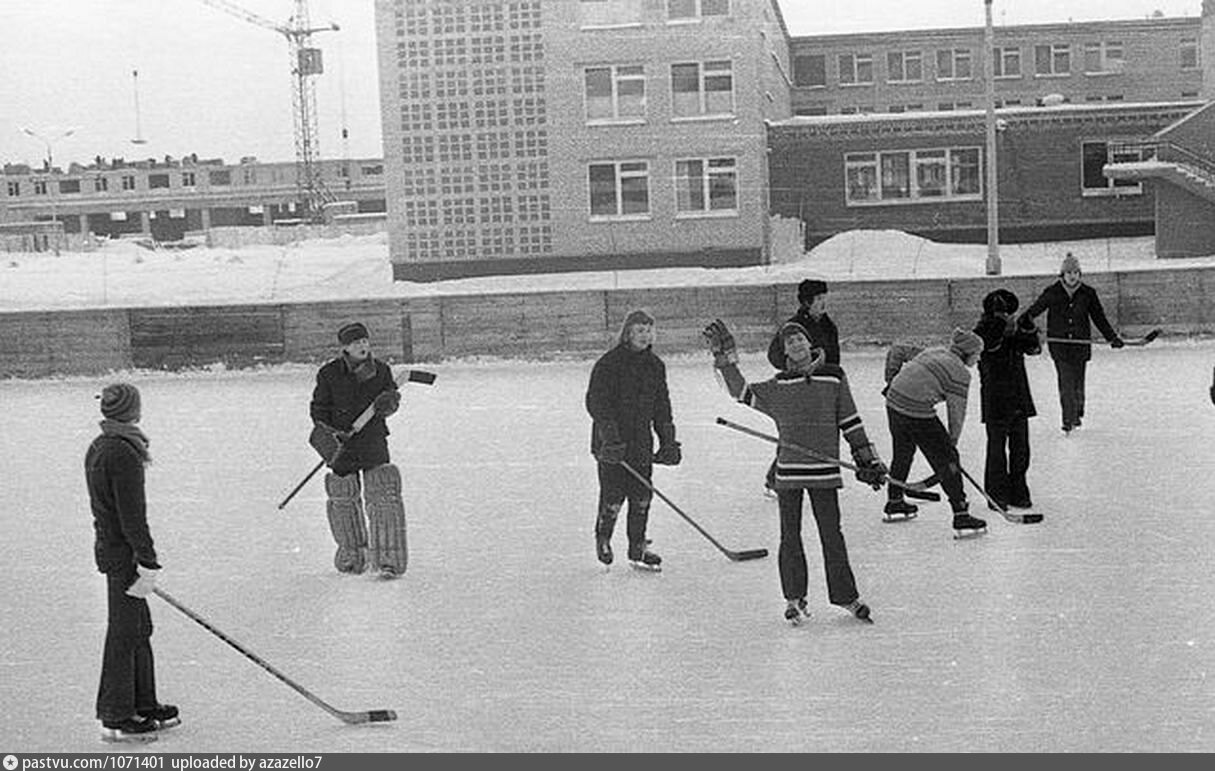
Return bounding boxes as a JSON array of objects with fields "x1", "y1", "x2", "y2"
[
  {"x1": 728, "y1": 548, "x2": 769, "y2": 561},
  {"x1": 403, "y1": 368, "x2": 437, "y2": 385}
]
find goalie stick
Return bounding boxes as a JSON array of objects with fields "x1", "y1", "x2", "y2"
[
  {"x1": 715, "y1": 417, "x2": 941, "y2": 499},
  {"x1": 1043, "y1": 328, "x2": 1160, "y2": 347},
  {"x1": 153, "y1": 588, "x2": 397, "y2": 725},
  {"x1": 278, "y1": 368, "x2": 437, "y2": 510},
  {"x1": 619, "y1": 460, "x2": 768, "y2": 562}
]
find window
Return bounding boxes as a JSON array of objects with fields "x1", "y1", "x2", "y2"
[
  {"x1": 1035, "y1": 44, "x2": 1070, "y2": 76},
  {"x1": 209, "y1": 170, "x2": 231, "y2": 186},
  {"x1": 793, "y1": 54, "x2": 826, "y2": 87},
  {"x1": 838, "y1": 53, "x2": 874, "y2": 85},
  {"x1": 675, "y1": 157, "x2": 737, "y2": 214},
  {"x1": 148, "y1": 173, "x2": 171, "y2": 189},
  {"x1": 1082, "y1": 140, "x2": 1145, "y2": 195},
  {"x1": 671, "y1": 60, "x2": 733, "y2": 118},
  {"x1": 93, "y1": 177, "x2": 108, "y2": 192},
  {"x1": 6, "y1": 181, "x2": 19, "y2": 196},
  {"x1": 33, "y1": 180, "x2": 48, "y2": 195},
  {"x1": 937, "y1": 100, "x2": 972, "y2": 111},
  {"x1": 667, "y1": 0, "x2": 728, "y2": 20},
  {"x1": 580, "y1": 0, "x2": 642, "y2": 27},
  {"x1": 845, "y1": 147, "x2": 982, "y2": 205},
  {"x1": 584, "y1": 65, "x2": 646, "y2": 122},
  {"x1": 887, "y1": 51, "x2": 922, "y2": 83},
  {"x1": 1181, "y1": 38, "x2": 1199, "y2": 70},
  {"x1": 588, "y1": 160, "x2": 649, "y2": 218},
  {"x1": 993, "y1": 46, "x2": 1021, "y2": 78},
  {"x1": 1084, "y1": 42, "x2": 1124, "y2": 74},
  {"x1": 58, "y1": 179, "x2": 81, "y2": 194},
  {"x1": 181, "y1": 171, "x2": 196, "y2": 187},
  {"x1": 936, "y1": 48, "x2": 972, "y2": 80}
]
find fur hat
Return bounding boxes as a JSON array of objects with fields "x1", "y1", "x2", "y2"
[
  {"x1": 797, "y1": 279, "x2": 829, "y2": 304},
  {"x1": 1059, "y1": 252, "x2": 1082, "y2": 275},
  {"x1": 982, "y1": 288, "x2": 1019, "y2": 316},
  {"x1": 950, "y1": 328, "x2": 983, "y2": 359},
  {"x1": 99, "y1": 383, "x2": 141, "y2": 423},
  {"x1": 337, "y1": 322, "x2": 370, "y2": 345}
]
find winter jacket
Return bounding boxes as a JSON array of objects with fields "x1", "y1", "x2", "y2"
[
  {"x1": 586, "y1": 342, "x2": 675, "y2": 467},
  {"x1": 85, "y1": 434, "x2": 159, "y2": 574},
  {"x1": 766, "y1": 310, "x2": 840, "y2": 369},
  {"x1": 310, "y1": 356, "x2": 398, "y2": 475},
  {"x1": 1022, "y1": 281, "x2": 1118, "y2": 363},
  {"x1": 974, "y1": 313, "x2": 1040, "y2": 424}
]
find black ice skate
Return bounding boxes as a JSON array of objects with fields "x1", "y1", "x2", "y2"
[
  {"x1": 952, "y1": 511, "x2": 988, "y2": 538},
  {"x1": 784, "y1": 598, "x2": 809, "y2": 626},
  {"x1": 842, "y1": 599, "x2": 873, "y2": 624},
  {"x1": 627, "y1": 543, "x2": 662, "y2": 572},
  {"x1": 595, "y1": 532, "x2": 613, "y2": 566},
  {"x1": 100, "y1": 715, "x2": 159, "y2": 744},
  {"x1": 137, "y1": 704, "x2": 180, "y2": 730},
  {"x1": 882, "y1": 499, "x2": 919, "y2": 522}
]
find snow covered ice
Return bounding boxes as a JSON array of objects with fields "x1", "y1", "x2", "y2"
[{"x1": 2, "y1": 341, "x2": 1214, "y2": 752}]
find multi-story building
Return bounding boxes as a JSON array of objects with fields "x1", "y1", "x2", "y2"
[{"x1": 374, "y1": 0, "x2": 792, "y2": 281}]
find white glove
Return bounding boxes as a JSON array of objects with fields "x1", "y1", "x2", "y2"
[{"x1": 126, "y1": 565, "x2": 160, "y2": 599}]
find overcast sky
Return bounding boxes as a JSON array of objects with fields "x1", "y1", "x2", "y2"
[{"x1": 0, "y1": 1, "x2": 1201, "y2": 168}]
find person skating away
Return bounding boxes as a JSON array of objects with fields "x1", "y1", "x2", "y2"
[
  {"x1": 761, "y1": 279, "x2": 840, "y2": 496},
  {"x1": 884, "y1": 329, "x2": 988, "y2": 538},
  {"x1": 585, "y1": 309, "x2": 681, "y2": 572},
  {"x1": 705, "y1": 318, "x2": 886, "y2": 625},
  {"x1": 974, "y1": 289, "x2": 1042, "y2": 511},
  {"x1": 85, "y1": 383, "x2": 179, "y2": 743},
  {"x1": 1019, "y1": 252, "x2": 1124, "y2": 433},
  {"x1": 310, "y1": 322, "x2": 406, "y2": 578}
]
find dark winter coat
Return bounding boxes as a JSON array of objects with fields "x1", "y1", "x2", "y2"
[
  {"x1": 585, "y1": 342, "x2": 675, "y2": 468},
  {"x1": 310, "y1": 355, "x2": 398, "y2": 475},
  {"x1": 974, "y1": 313, "x2": 1041, "y2": 424},
  {"x1": 767, "y1": 309, "x2": 840, "y2": 369},
  {"x1": 1022, "y1": 281, "x2": 1118, "y2": 363},
  {"x1": 85, "y1": 434, "x2": 159, "y2": 574}
]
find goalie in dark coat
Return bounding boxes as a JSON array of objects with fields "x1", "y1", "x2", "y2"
[{"x1": 310, "y1": 322, "x2": 405, "y2": 578}]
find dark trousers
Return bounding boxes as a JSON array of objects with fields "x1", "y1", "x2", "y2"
[
  {"x1": 776, "y1": 487, "x2": 858, "y2": 605},
  {"x1": 1053, "y1": 357, "x2": 1087, "y2": 428},
  {"x1": 886, "y1": 408, "x2": 968, "y2": 513},
  {"x1": 97, "y1": 568, "x2": 158, "y2": 723},
  {"x1": 596, "y1": 460, "x2": 653, "y2": 552},
  {"x1": 984, "y1": 419, "x2": 1031, "y2": 505}
]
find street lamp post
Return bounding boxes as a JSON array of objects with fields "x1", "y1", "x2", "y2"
[
  {"x1": 983, "y1": 0, "x2": 1001, "y2": 275},
  {"x1": 20, "y1": 126, "x2": 76, "y2": 255}
]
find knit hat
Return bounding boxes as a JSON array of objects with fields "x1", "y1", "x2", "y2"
[
  {"x1": 950, "y1": 328, "x2": 983, "y2": 359},
  {"x1": 797, "y1": 279, "x2": 829, "y2": 304},
  {"x1": 337, "y1": 321, "x2": 370, "y2": 345},
  {"x1": 98, "y1": 383, "x2": 141, "y2": 423},
  {"x1": 1059, "y1": 252, "x2": 1081, "y2": 275},
  {"x1": 982, "y1": 288, "x2": 1019, "y2": 316},
  {"x1": 779, "y1": 320, "x2": 814, "y2": 345}
]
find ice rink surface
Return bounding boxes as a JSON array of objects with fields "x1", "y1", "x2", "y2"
[{"x1": 2, "y1": 341, "x2": 1213, "y2": 753}]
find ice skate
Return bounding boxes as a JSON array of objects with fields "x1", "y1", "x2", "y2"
[
  {"x1": 627, "y1": 543, "x2": 662, "y2": 572},
  {"x1": 882, "y1": 499, "x2": 919, "y2": 522},
  {"x1": 137, "y1": 703, "x2": 180, "y2": 730},
  {"x1": 842, "y1": 599, "x2": 873, "y2": 624},
  {"x1": 952, "y1": 511, "x2": 987, "y2": 538},
  {"x1": 784, "y1": 598, "x2": 809, "y2": 626},
  {"x1": 100, "y1": 715, "x2": 159, "y2": 744},
  {"x1": 378, "y1": 565, "x2": 402, "y2": 580}
]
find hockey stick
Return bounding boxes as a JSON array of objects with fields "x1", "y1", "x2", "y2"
[
  {"x1": 278, "y1": 368, "x2": 437, "y2": 509},
  {"x1": 1043, "y1": 328, "x2": 1160, "y2": 347},
  {"x1": 955, "y1": 466, "x2": 1043, "y2": 525},
  {"x1": 618, "y1": 460, "x2": 768, "y2": 562},
  {"x1": 716, "y1": 417, "x2": 941, "y2": 499},
  {"x1": 152, "y1": 587, "x2": 397, "y2": 725}
]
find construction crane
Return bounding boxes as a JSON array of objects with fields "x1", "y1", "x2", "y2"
[{"x1": 199, "y1": 0, "x2": 339, "y2": 221}]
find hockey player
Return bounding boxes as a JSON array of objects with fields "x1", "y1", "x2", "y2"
[
  {"x1": 1020, "y1": 252, "x2": 1125, "y2": 433},
  {"x1": 884, "y1": 329, "x2": 988, "y2": 537},
  {"x1": 585, "y1": 309, "x2": 681, "y2": 572},
  {"x1": 975, "y1": 289, "x2": 1042, "y2": 510},
  {"x1": 85, "y1": 383, "x2": 178, "y2": 743},
  {"x1": 310, "y1": 322, "x2": 406, "y2": 578},
  {"x1": 704, "y1": 318, "x2": 885, "y2": 624}
]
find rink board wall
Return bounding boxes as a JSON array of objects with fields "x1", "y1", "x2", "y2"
[{"x1": 1, "y1": 268, "x2": 1212, "y2": 377}]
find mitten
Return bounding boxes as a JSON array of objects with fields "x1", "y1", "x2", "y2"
[
  {"x1": 851, "y1": 444, "x2": 887, "y2": 490},
  {"x1": 702, "y1": 319, "x2": 738, "y2": 368},
  {"x1": 126, "y1": 565, "x2": 160, "y2": 599},
  {"x1": 373, "y1": 389, "x2": 401, "y2": 417},
  {"x1": 654, "y1": 441, "x2": 682, "y2": 466},
  {"x1": 1016, "y1": 313, "x2": 1037, "y2": 332},
  {"x1": 1110, "y1": 337, "x2": 1125, "y2": 349}
]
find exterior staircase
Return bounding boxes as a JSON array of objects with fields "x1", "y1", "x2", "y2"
[{"x1": 1104, "y1": 140, "x2": 1215, "y2": 204}]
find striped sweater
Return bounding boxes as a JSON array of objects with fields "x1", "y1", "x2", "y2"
[
  {"x1": 725, "y1": 364, "x2": 874, "y2": 489},
  {"x1": 884, "y1": 346, "x2": 971, "y2": 439}
]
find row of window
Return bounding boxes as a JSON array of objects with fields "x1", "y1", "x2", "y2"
[
  {"x1": 588, "y1": 156, "x2": 737, "y2": 219},
  {"x1": 585, "y1": 59, "x2": 733, "y2": 121},
  {"x1": 580, "y1": 0, "x2": 729, "y2": 28},
  {"x1": 794, "y1": 39, "x2": 1200, "y2": 88},
  {"x1": 4, "y1": 164, "x2": 385, "y2": 199}
]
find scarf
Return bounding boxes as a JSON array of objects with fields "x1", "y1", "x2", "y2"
[
  {"x1": 99, "y1": 419, "x2": 152, "y2": 464},
  {"x1": 342, "y1": 352, "x2": 378, "y2": 382}
]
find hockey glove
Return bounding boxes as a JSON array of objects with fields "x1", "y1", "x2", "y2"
[
  {"x1": 654, "y1": 441, "x2": 682, "y2": 466},
  {"x1": 126, "y1": 565, "x2": 160, "y2": 599},
  {"x1": 373, "y1": 389, "x2": 401, "y2": 417},
  {"x1": 597, "y1": 442, "x2": 627, "y2": 465},
  {"x1": 1110, "y1": 337, "x2": 1126, "y2": 349},
  {"x1": 852, "y1": 444, "x2": 888, "y2": 490},
  {"x1": 702, "y1": 319, "x2": 738, "y2": 368}
]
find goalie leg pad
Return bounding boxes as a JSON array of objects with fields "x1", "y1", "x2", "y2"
[
  {"x1": 325, "y1": 472, "x2": 368, "y2": 574},
  {"x1": 364, "y1": 463, "x2": 408, "y2": 576}
]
